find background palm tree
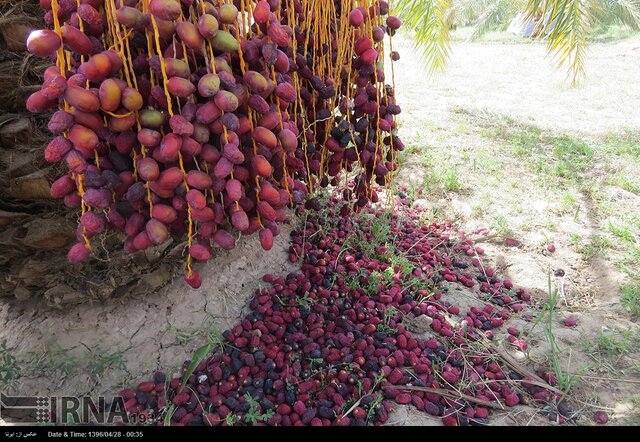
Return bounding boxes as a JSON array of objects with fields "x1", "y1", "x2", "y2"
[{"x1": 394, "y1": 0, "x2": 640, "y2": 84}]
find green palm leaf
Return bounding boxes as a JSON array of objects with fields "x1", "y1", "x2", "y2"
[
  {"x1": 524, "y1": 0, "x2": 594, "y2": 84},
  {"x1": 595, "y1": 0, "x2": 640, "y2": 30},
  {"x1": 394, "y1": 0, "x2": 454, "y2": 73},
  {"x1": 471, "y1": 0, "x2": 523, "y2": 40},
  {"x1": 395, "y1": 0, "x2": 640, "y2": 83}
]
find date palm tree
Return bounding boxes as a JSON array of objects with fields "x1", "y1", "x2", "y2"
[{"x1": 393, "y1": 0, "x2": 640, "y2": 84}]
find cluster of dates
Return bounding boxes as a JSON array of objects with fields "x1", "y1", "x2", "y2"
[{"x1": 25, "y1": 0, "x2": 403, "y2": 288}]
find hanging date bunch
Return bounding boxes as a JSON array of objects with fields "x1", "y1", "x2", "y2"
[{"x1": 25, "y1": 0, "x2": 404, "y2": 288}]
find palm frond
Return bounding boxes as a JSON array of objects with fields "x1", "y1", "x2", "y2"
[
  {"x1": 524, "y1": 0, "x2": 594, "y2": 84},
  {"x1": 471, "y1": 0, "x2": 524, "y2": 40},
  {"x1": 595, "y1": 0, "x2": 640, "y2": 30},
  {"x1": 394, "y1": 0, "x2": 454, "y2": 73},
  {"x1": 444, "y1": 1, "x2": 460, "y2": 29},
  {"x1": 455, "y1": 0, "x2": 484, "y2": 24}
]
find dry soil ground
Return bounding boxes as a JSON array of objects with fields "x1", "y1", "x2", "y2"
[
  {"x1": 389, "y1": 32, "x2": 640, "y2": 425},
  {"x1": 0, "y1": 32, "x2": 639, "y2": 426}
]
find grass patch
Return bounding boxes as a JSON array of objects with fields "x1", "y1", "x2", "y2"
[
  {"x1": 528, "y1": 135, "x2": 595, "y2": 183},
  {"x1": 545, "y1": 136, "x2": 594, "y2": 180},
  {"x1": 597, "y1": 131, "x2": 639, "y2": 193},
  {"x1": 596, "y1": 327, "x2": 635, "y2": 356},
  {"x1": 470, "y1": 112, "x2": 594, "y2": 183},
  {"x1": 618, "y1": 244, "x2": 640, "y2": 277},
  {"x1": 608, "y1": 222, "x2": 635, "y2": 243},
  {"x1": 610, "y1": 173, "x2": 640, "y2": 195},
  {"x1": 621, "y1": 285, "x2": 640, "y2": 317},
  {"x1": 423, "y1": 166, "x2": 462, "y2": 193},
  {"x1": 25, "y1": 340, "x2": 78, "y2": 378},
  {"x1": 588, "y1": 25, "x2": 640, "y2": 43},
  {"x1": 404, "y1": 144, "x2": 421, "y2": 155},
  {"x1": 493, "y1": 215, "x2": 515, "y2": 238},
  {"x1": 85, "y1": 347, "x2": 126, "y2": 380},
  {"x1": 170, "y1": 318, "x2": 226, "y2": 353},
  {"x1": 417, "y1": 151, "x2": 463, "y2": 195},
  {"x1": 601, "y1": 131, "x2": 640, "y2": 159},
  {"x1": 556, "y1": 192, "x2": 579, "y2": 215},
  {"x1": 575, "y1": 235, "x2": 612, "y2": 260},
  {"x1": 622, "y1": 395, "x2": 640, "y2": 426},
  {"x1": 511, "y1": 126, "x2": 543, "y2": 156}
]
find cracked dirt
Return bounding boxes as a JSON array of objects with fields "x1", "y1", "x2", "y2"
[{"x1": 0, "y1": 221, "x2": 298, "y2": 399}]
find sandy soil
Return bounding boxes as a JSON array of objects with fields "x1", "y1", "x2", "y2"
[
  {"x1": 393, "y1": 35, "x2": 640, "y2": 137},
  {"x1": 389, "y1": 34, "x2": 640, "y2": 425}
]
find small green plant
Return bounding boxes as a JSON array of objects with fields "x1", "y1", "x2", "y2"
[
  {"x1": 342, "y1": 210, "x2": 396, "y2": 263},
  {"x1": 340, "y1": 370, "x2": 386, "y2": 425},
  {"x1": 86, "y1": 348, "x2": 126, "y2": 380},
  {"x1": 364, "y1": 372, "x2": 387, "y2": 425},
  {"x1": 406, "y1": 180, "x2": 419, "y2": 202},
  {"x1": 569, "y1": 233, "x2": 582, "y2": 243},
  {"x1": 225, "y1": 412, "x2": 241, "y2": 426},
  {"x1": 623, "y1": 395, "x2": 640, "y2": 426},
  {"x1": 406, "y1": 276, "x2": 435, "y2": 295},
  {"x1": 576, "y1": 235, "x2": 612, "y2": 260},
  {"x1": 493, "y1": 215, "x2": 514, "y2": 238},
  {"x1": 365, "y1": 394, "x2": 384, "y2": 425},
  {"x1": 363, "y1": 272, "x2": 383, "y2": 295},
  {"x1": 170, "y1": 326, "x2": 201, "y2": 346},
  {"x1": 560, "y1": 192, "x2": 578, "y2": 214},
  {"x1": 162, "y1": 404, "x2": 176, "y2": 426},
  {"x1": 529, "y1": 273, "x2": 580, "y2": 394},
  {"x1": 199, "y1": 321, "x2": 226, "y2": 353},
  {"x1": 608, "y1": 223, "x2": 635, "y2": 243},
  {"x1": 306, "y1": 357, "x2": 324, "y2": 370},
  {"x1": 551, "y1": 136, "x2": 594, "y2": 179},
  {"x1": 0, "y1": 340, "x2": 20, "y2": 390},
  {"x1": 370, "y1": 212, "x2": 392, "y2": 246},
  {"x1": 297, "y1": 292, "x2": 316, "y2": 309},
  {"x1": 441, "y1": 166, "x2": 462, "y2": 192},
  {"x1": 364, "y1": 270, "x2": 395, "y2": 295},
  {"x1": 424, "y1": 166, "x2": 462, "y2": 193},
  {"x1": 356, "y1": 379, "x2": 365, "y2": 397},
  {"x1": 621, "y1": 284, "x2": 640, "y2": 317},
  {"x1": 620, "y1": 245, "x2": 640, "y2": 277},
  {"x1": 344, "y1": 272, "x2": 363, "y2": 291},
  {"x1": 182, "y1": 342, "x2": 213, "y2": 387},
  {"x1": 602, "y1": 132, "x2": 640, "y2": 159},
  {"x1": 278, "y1": 291, "x2": 316, "y2": 309},
  {"x1": 385, "y1": 252, "x2": 415, "y2": 277},
  {"x1": 26, "y1": 340, "x2": 78, "y2": 378},
  {"x1": 596, "y1": 327, "x2": 634, "y2": 356},
  {"x1": 611, "y1": 174, "x2": 640, "y2": 195},
  {"x1": 25, "y1": 350, "x2": 48, "y2": 376},
  {"x1": 511, "y1": 126, "x2": 543, "y2": 157},
  {"x1": 243, "y1": 393, "x2": 275, "y2": 424},
  {"x1": 376, "y1": 307, "x2": 399, "y2": 335},
  {"x1": 404, "y1": 144, "x2": 421, "y2": 155},
  {"x1": 172, "y1": 319, "x2": 228, "y2": 353},
  {"x1": 50, "y1": 345, "x2": 77, "y2": 376}
]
